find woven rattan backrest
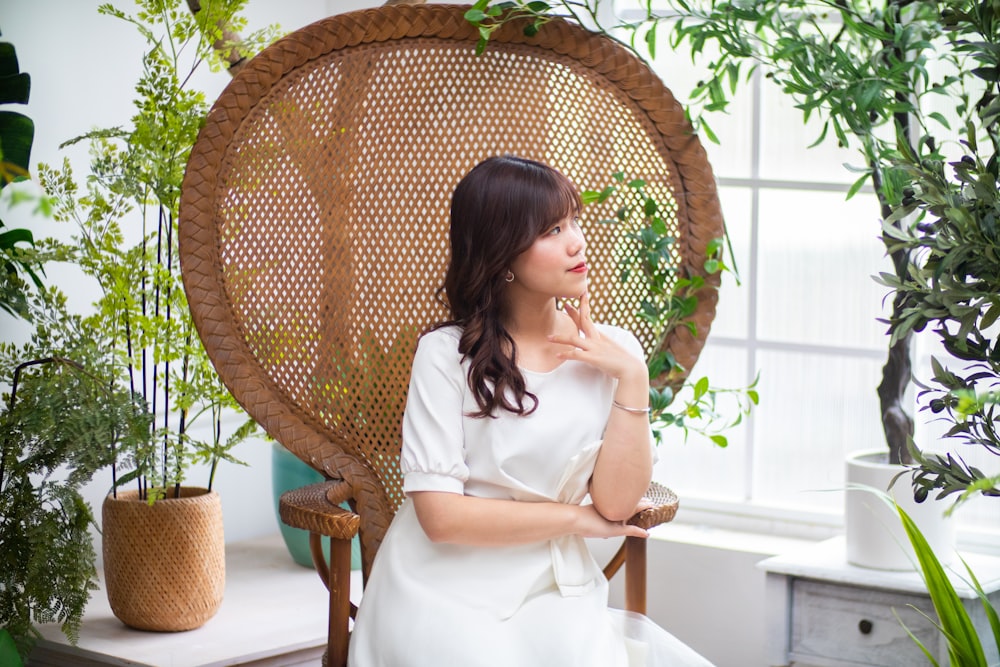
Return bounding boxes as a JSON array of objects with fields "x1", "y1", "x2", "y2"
[{"x1": 179, "y1": 4, "x2": 723, "y2": 572}]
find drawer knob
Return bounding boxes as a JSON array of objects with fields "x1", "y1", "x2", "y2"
[{"x1": 858, "y1": 619, "x2": 873, "y2": 635}]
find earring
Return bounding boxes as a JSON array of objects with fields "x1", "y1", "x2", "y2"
[{"x1": 505, "y1": 270, "x2": 514, "y2": 283}]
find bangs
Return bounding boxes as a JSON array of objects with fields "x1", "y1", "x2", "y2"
[{"x1": 531, "y1": 169, "x2": 582, "y2": 235}]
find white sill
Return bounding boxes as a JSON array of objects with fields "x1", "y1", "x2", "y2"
[
  {"x1": 649, "y1": 520, "x2": 818, "y2": 556},
  {"x1": 665, "y1": 496, "x2": 1000, "y2": 556}
]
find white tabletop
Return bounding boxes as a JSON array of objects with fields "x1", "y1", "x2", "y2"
[{"x1": 758, "y1": 536, "x2": 1000, "y2": 598}]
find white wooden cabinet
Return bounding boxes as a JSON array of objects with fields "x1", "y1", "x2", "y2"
[{"x1": 759, "y1": 537, "x2": 1000, "y2": 667}]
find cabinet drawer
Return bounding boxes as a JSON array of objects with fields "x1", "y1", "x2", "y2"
[{"x1": 789, "y1": 579, "x2": 941, "y2": 667}]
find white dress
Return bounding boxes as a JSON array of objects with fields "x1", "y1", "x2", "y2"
[{"x1": 348, "y1": 325, "x2": 714, "y2": 667}]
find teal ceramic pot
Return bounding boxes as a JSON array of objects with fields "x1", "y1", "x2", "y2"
[{"x1": 271, "y1": 442, "x2": 361, "y2": 570}]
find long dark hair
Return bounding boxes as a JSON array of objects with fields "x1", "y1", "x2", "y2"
[{"x1": 436, "y1": 155, "x2": 581, "y2": 418}]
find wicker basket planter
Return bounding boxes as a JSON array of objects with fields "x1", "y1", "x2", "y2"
[{"x1": 102, "y1": 487, "x2": 225, "y2": 631}]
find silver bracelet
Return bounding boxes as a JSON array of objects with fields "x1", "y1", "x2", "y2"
[{"x1": 612, "y1": 399, "x2": 651, "y2": 415}]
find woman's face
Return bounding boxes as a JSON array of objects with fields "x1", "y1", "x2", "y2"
[{"x1": 507, "y1": 213, "x2": 588, "y2": 301}]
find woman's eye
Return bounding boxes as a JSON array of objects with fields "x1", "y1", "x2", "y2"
[{"x1": 548, "y1": 225, "x2": 561, "y2": 235}]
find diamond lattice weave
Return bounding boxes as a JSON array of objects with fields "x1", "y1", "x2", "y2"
[{"x1": 179, "y1": 4, "x2": 722, "y2": 574}]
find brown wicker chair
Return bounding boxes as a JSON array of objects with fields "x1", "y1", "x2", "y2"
[{"x1": 178, "y1": 5, "x2": 723, "y2": 666}]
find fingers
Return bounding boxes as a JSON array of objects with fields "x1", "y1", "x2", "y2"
[
  {"x1": 624, "y1": 525, "x2": 650, "y2": 539},
  {"x1": 548, "y1": 296, "x2": 589, "y2": 351},
  {"x1": 578, "y1": 505, "x2": 649, "y2": 539},
  {"x1": 547, "y1": 329, "x2": 586, "y2": 352},
  {"x1": 562, "y1": 292, "x2": 596, "y2": 339},
  {"x1": 579, "y1": 291, "x2": 591, "y2": 323},
  {"x1": 562, "y1": 298, "x2": 582, "y2": 331}
]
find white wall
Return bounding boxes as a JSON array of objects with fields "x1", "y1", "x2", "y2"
[{"x1": 0, "y1": 4, "x2": 789, "y2": 666}]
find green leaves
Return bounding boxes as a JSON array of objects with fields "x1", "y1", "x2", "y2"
[
  {"x1": 0, "y1": 111, "x2": 32, "y2": 179},
  {"x1": 0, "y1": 43, "x2": 29, "y2": 104},
  {"x1": 33, "y1": 0, "x2": 270, "y2": 500},
  {"x1": 0, "y1": 309, "x2": 150, "y2": 661},
  {"x1": 0, "y1": 630, "x2": 22, "y2": 667},
  {"x1": 895, "y1": 500, "x2": 991, "y2": 666},
  {"x1": 583, "y1": 171, "x2": 757, "y2": 446},
  {"x1": 0, "y1": 32, "x2": 44, "y2": 322},
  {"x1": 649, "y1": 372, "x2": 759, "y2": 447},
  {"x1": 877, "y1": 67, "x2": 1000, "y2": 505},
  {"x1": 464, "y1": 1, "x2": 553, "y2": 55},
  {"x1": 595, "y1": 175, "x2": 695, "y2": 343},
  {"x1": 671, "y1": 0, "x2": 938, "y2": 150},
  {"x1": 0, "y1": 40, "x2": 32, "y2": 177},
  {"x1": 852, "y1": 489, "x2": 999, "y2": 664}
]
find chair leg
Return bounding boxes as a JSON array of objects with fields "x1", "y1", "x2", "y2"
[
  {"x1": 326, "y1": 537, "x2": 353, "y2": 667},
  {"x1": 624, "y1": 535, "x2": 647, "y2": 614}
]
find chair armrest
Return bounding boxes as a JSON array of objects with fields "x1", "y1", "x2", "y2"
[
  {"x1": 279, "y1": 479, "x2": 360, "y2": 540},
  {"x1": 627, "y1": 480, "x2": 678, "y2": 530},
  {"x1": 280, "y1": 480, "x2": 358, "y2": 667}
]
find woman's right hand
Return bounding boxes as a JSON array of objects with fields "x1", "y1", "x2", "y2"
[{"x1": 574, "y1": 503, "x2": 648, "y2": 539}]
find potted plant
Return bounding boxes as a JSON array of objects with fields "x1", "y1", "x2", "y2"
[
  {"x1": 0, "y1": 291, "x2": 149, "y2": 662},
  {"x1": 35, "y1": 0, "x2": 275, "y2": 632},
  {"x1": 863, "y1": 1, "x2": 1000, "y2": 569},
  {"x1": 878, "y1": 2, "x2": 1000, "y2": 509},
  {"x1": 468, "y1": 0, "x2": 996, "y2": 567}
]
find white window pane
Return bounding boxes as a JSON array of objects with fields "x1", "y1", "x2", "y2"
[
  {"x1": 708, "y1": 186, "x2": 752, "y2": 340},
  {"x1": 751, "y1": 349, "x2": 886, "y2": 512},
  {"x1": 950, "y1": 494, "x2": 1000, "y2": 533},
  {"x1": 698, "y1": 97, "x2": 755, "y2": 181},
  {"x1": 654, "y1": 344, "x2": 750, "y2": 502},
  {"x1": 644, "y1": 32, "x2": 754, "y2": 179},
  {"x1": 758, "y1": 80, "x2": 865, "y2": 184},
  {"x1": 922, "y1": 40, "x2": 979, "y2": 165},
  {"x1": 757, "y1": 188, "x2": 889, "y2": 349}
]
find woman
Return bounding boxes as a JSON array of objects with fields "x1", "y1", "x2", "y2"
[{"x1": 348, "y1": 156, "x2": 713, "y2": 666}]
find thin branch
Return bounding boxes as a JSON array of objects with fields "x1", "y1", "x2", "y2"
[{"x1": 184, "y1": 0, "x2": 248, "y2": 76}]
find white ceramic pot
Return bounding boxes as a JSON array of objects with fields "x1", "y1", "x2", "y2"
[{"x1": 845, "y1": 449, "x2": 955, "y2": 570}]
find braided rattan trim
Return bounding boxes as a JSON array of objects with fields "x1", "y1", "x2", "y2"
[
  {"x1": 279, "y1": 480, "x2": 361, "y2": 540},
  {"x1": 628, "y1": 481, "x2": 679, "y2": 529}
]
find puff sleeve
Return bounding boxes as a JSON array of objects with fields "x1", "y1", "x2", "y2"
[{"x1": 400, "y1": 328, "x2": 470, "y2": 495}]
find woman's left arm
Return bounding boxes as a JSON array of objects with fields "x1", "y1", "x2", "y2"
[
  {"x1": 549, "y1": 293, "x2": 653, "y2": 521},
  {"x1": 591, "y1": 359, "x2": 653, "y2": 521}
]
